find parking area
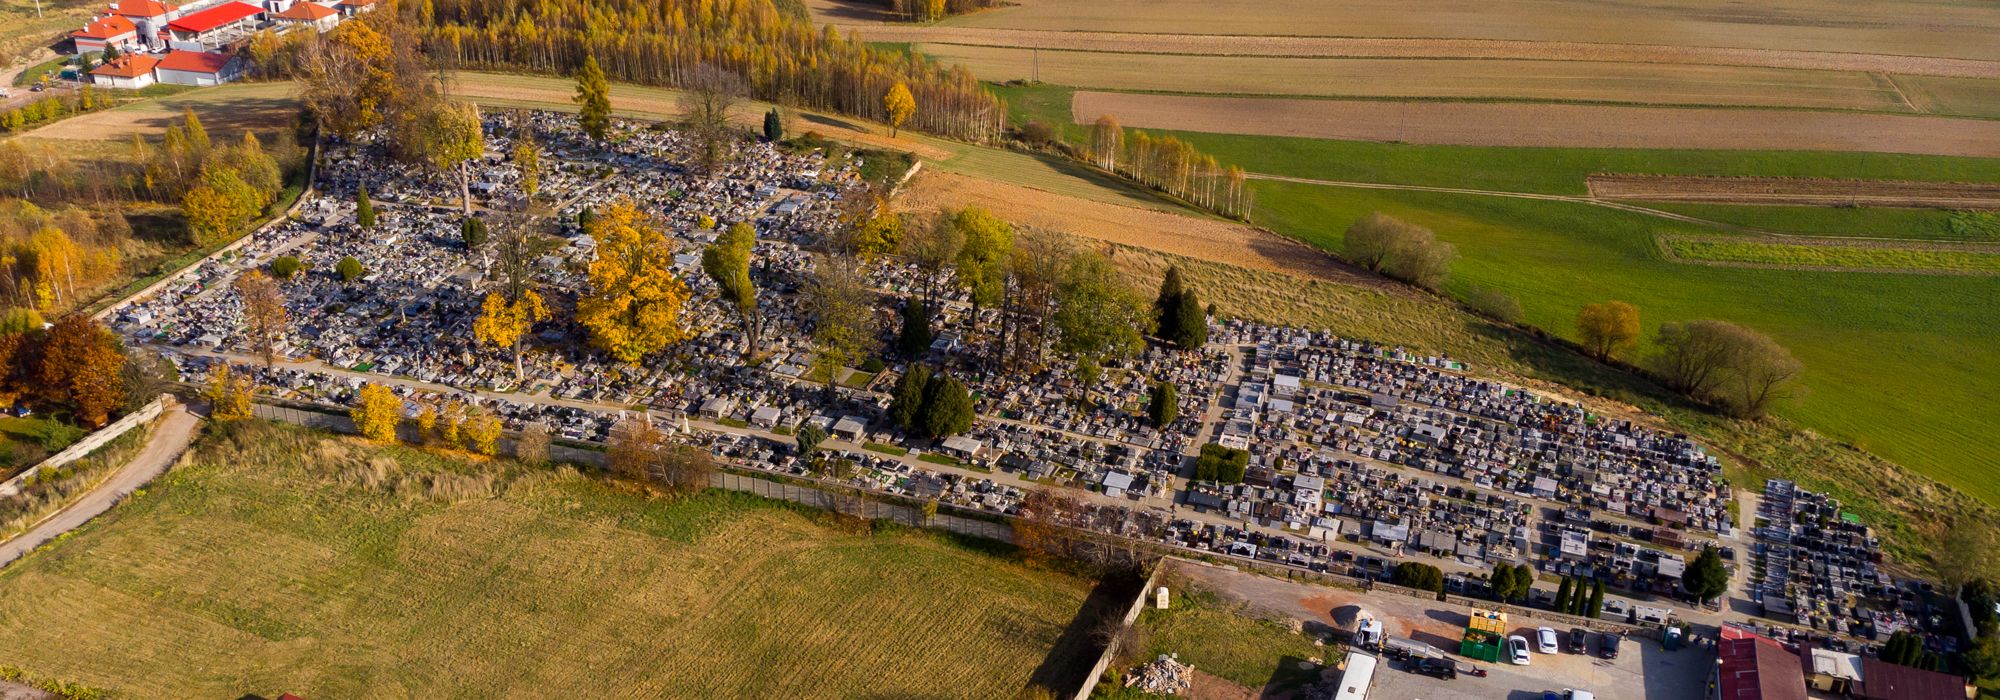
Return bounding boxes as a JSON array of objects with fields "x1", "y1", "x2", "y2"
[{"x1": 1164, "y1": 559, "x2": 1710, "y2": 700}]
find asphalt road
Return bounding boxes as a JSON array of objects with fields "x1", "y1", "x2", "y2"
[{"x1": 0, "y1": 404, "x2": 201, "y2": 569}]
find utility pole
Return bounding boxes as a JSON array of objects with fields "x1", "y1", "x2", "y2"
[{"x1": 1032, "y1": 48, "x2": 1040, "y2": 84}]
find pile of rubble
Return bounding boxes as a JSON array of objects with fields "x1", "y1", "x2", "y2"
[{"x1": 1127, "y1": 654, "x2": 1194, "y2": 695}]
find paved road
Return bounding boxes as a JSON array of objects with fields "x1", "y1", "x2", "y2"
[{"x1": 0, "y1": 404, "x2": 201, "y2": 569}]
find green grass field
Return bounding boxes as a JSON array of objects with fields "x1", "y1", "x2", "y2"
[
  {"x1": 1661, "y1": 235, "x2": 2000, "y2": 273},
  {"x1": 0, "y1": 421, "x2": 1091, "y2": 698},
  {"x1": 1635, "y1": 203, "x2": 1983, "y2": 241}
]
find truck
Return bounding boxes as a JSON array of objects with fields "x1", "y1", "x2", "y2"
[{"x1": 1333, "y1": 651, "x2": 1379, "y2": 700}]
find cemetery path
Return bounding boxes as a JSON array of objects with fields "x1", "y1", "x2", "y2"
[{"x1": 0, "y1": 404, "x2": 201, "y2": 569}]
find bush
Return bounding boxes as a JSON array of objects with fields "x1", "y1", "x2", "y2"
[
  {"x1": 270, "y1": 255, "x2": 304, "y2": 280},
  {"x1": 1193, "y1": 443, "x2": 1248, "y2": 483},
  {"x1": 1464, "y1": 284, "x2": 1523, "y2": 324}
]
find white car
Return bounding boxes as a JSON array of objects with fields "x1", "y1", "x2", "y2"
[
  {"x1": 1507, "y1": 635, "x2": 1532, "y2": 665},
  {"x1": 1563, "y1": 691, "x2": 1596, "y2": 700},
  {"x1": 1537, "y1": 627, "x2": 1560, "y2": 654}
]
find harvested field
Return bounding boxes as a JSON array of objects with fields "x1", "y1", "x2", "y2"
[
  {"x1": 1891, "y1": 74, "x2": 2000, "y2": 120},
  {"x1": 923, "y1": 45, "x2": 1917, "y2": 112},
  {"x1": 0, "y1": 421, "x2": 1091, "y2": 698},
  {"x1": 448, "y1": 71, "x2": 955, "y2": 160},
  {"x1": 1589, "y1": 175, "x2": 2000, "y2": 209},
  {"x1": 1659, "y1": 233, "x2": 2000, "y2": 274},
  {"x1": 897, "y1": 169, "x2": 1395, "y2": 291},
  {"x1": 25, "y1": 82, "x2": 299, "y2": 141},
  {"x1": 912, "y1": 0, "x2": 2000, "y2": 63},
  {"x1": 1071, "y1": 91, "x2": 2000, "y2": 157},
  {"x1": 849, "y1": 26, "x2": 2000, "y2": 80}
]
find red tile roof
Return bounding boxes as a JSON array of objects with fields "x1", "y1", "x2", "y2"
[
  {"x1": 1856, "y1": 657, "x2": 1968, "y2": 700},
  {"x1": 109, "y1": 0, "x2": 177, "y2": 17},
  {"x1": 1717, "y1": 628, "x2": 1807, "y2": 700},
  {"x1": 273, "y1": 2, "x2": 336, "y2": 20},
  {"x1": 156, "y1": 49, "x2": 232, "y2": 74},
  {"x1": 165, "y1": 1, "x2": 261, "y2": 33},
  {"x1": 90, "y1": 53, "x2": 160, "y2": 78},
  {"x1": 73, "y1": 14, "x2": 139, "y2": 39}
]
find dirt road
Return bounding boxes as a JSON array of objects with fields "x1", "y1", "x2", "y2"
[{"x1": 0, "y1": 404, "x2": 201, "y2": 569}]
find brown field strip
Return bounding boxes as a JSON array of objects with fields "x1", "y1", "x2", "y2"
[
  {"x1": 922, "y1": 44, "x2": 1918, "y2": 112},
  {"x1": 896, "y1": 169, "x2": 1398, "y2": 292},
  {"x1": 867, "y1": 27, "x2": 2000, "y2": 79},
  {"x1": 1589, "y1": 175, "x2": 2000, "y2": 208},
  {"x1": 854, "y1": 26, "x2": 2000, "y2": 79},
  {"x1": 889, "y1": 0, "x2": 2000, "y2": 63},
  {"x1": 24, "y1": 82, "x2": 300, "y2": 141},
  {"x1": 1071, "y1": 91, "x2": 2000, "y2": 157},
  {"x1": 448, "y1": 71, "x2": 955, "y2": 160}
]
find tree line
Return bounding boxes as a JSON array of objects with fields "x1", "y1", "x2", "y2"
[
  {"x1": 0, "y1": 86, "x2": 114, "y2": 135},
  {"x1": 1088, "y1": 115, "x2": 1249, "y2": 218},
  {"x1": 406, "y1": 0, "x2": 1005, "y2": 140}
]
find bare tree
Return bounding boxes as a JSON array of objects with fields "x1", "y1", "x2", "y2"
[
  {"x1": 802, "y1": 253, "x2": 881, "y2": 397},
  {"x1": 900, "y1": 213, "x2": 963, "y2": 310},
  {"x1": 234, "y1": 269, "x2": 288, "y2": 367},
  {"x1": 678, "y1": 64, "x2": 746, "y2": 175}
]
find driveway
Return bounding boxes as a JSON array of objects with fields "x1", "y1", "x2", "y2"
[{"x1": 0, "y1": 404, "x2": 201, "y2": 569}]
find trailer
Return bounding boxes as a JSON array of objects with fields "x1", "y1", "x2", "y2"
[{"x1": 1332, "y1": 651, "x2": 1378, "y2": 700}]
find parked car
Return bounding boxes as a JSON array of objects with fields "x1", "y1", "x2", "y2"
[
  {"x1": 1508, "y1": 635, "x2": 1532, "y2": 665},
  {"x1": 1537, "y1": 627, "x2": 1560, "y2": 654},
  {"x1": 1563, "y1": 690, "x2": 1597, "y2": 700},
  {"x1": 1600, "y1": 633, "x2": 1624, "y2": 659},
  {"x1": 1568, "y1": 627, "x2": 1590, "y2": 654},
  {"x1": 1411, "y1": 657, "x2": 1457, "y2": 680}
]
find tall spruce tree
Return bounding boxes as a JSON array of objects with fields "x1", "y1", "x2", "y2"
[
  {"x1": 897, "y1": 299, "x2": 933, "y2": 359},
  {"x1": 1153, "y1": 265, "x2": 1186, "y2": 341},
  {"x1": 888, "y1": 363, "x2": 931, "y2": 432},
  {"x1": 763, "y1": 108, "x2": 784, "y2": 142},
  {"x1": 574, "y1": 55, "x2": 612, "y2": 141}
]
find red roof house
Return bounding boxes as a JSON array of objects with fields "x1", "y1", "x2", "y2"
[
  {"x1": 1716, "y1": 626, "x2": 1808, "y2": 700},
  {"x1": 71, "y1": 14, "x2": 139, "y2": 51},
  {"x1": 89, "y1": 53, "x2": 162, "y2": 88},
  {"x1": 155, "y1": 49, "x2": 242, "y2": 86},
  {"x1": 271, "y1": 1, "x2": 338, "y2": 30},
  {"x1": 109, "y1": 0, "x2": 177, "y2": 18}
]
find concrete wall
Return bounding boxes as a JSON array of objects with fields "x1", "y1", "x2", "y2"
[
  {"x1": 1070, "y1": 561, "x2": 1167, "y2": 700},
  {"x1": 0, "y1": 395, "x2": 169, "y2": 498}
]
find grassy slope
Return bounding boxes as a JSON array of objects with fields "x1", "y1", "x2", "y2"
[
  {"x1": 1250, "y1": 181, "x2": 2000, "y2": 503},
  {"x1": 1633, "y1": 203, "x2": 1977, "y2": 241},
  {"x1": 0, "y1": 421, "x2": 1090, "y2": 699}
]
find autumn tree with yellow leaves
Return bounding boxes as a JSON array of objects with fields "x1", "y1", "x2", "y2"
[
  {"x1": 884, "y1": 82, "x2": 915, "y2": 138},
  {"x1": 206, "y1": 362, "x2": 255, "y2": 420},
  {"x1": 351, "y1": 383, "x2": 403, "y2": 442},
  {"x1": 578, "y1": 201, "x2": 692, "y2": 363},
  {"x1": 473, "y1": 289, "x2": 548, "y2": 383}
]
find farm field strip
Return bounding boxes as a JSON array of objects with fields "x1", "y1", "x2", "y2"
[
  {"x1": 1588, "y1": 174, "x2": 2000, "y2": 208},
  {"x1": 1658, "y1": 234, "x2": 2000, "y2": 274},
  {"x1": 1070, "y1": 91, "x2": 2000, "y2": 157},
  {"x1": 22, "y1": 81, "x2": 302, "y2": 141},
  {"x1": 911, "y1": 0, "x2": 2000, "y2": 63},
  {"x1": 0, "y1": 425, "x2": 1091, "y2": 698},
  {"x1": 920, "y1": 44, "x2": 1921, "y2": 112}
]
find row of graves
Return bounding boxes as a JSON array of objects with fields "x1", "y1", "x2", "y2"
[
  {"x1": 1177, "y1": 319, "x2": 1735, "y2": 595},
  {"x1": 1751, "y1": 479, "x2": 1940, "y2": 650}
]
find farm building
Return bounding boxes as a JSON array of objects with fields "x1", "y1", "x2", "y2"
[
  {"x1": 155, "y1": 50, "x2": 242, "y2": 86},
  {"x1": 89, "y1": 54, "x2": 162, "y2": 89},
  {"x1": 107, "y1": 0, "x2": 179, "y2": 48},
  {"x1": 71, "y1": 15, "x2": 140, "y2": 53},
  {"x1": 164, "y1": 2, "x2": 263, "y2": 50},
  {"x1": 271, "y1": 1, "x2": 338, "y2": 31}
]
